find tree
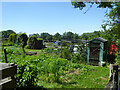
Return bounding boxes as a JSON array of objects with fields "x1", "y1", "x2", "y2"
[
  {"x1": 40, "y1": 32, "x2": 53, "y2": 41},
  {"x1": 72, "y1": 2, "x2": 113, "y2": 11},
  {"x1": 8, "y1": 33, "x2": 17, "y2": 45},
  {"x1": 27, "y1": 35, "x2": 43, "y2": 49},
  {"x1": 53, "y1": 33, "x2": 61, "y2": 40},
  {"x1": 29, "y1": 33, "x2": 41, "y2": 38},
  {"x1": 73, "y1": 33, "x2": 79, "y2": 39},
  {"x1": 1, "y1": 30, "x2": 16, "y2": 38},
  {"x1": 62, "y1": 31, "x2": 74, "y2": 40},
  {"x1": 17, "y1": 33, "x2": 28, "y2": 53}
]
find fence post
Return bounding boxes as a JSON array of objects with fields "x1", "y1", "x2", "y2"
[
  {"x1": 4, "y1": 48, "x2": 8, "y2": 63},
  {"x1": 113, "y1": 65, "x2": 118, "y2": 90},
  {"x1": 113, "y1": 73, "x2": 115, "y2": 89}
]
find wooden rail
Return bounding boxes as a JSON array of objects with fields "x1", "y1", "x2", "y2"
[{"x1": 0, "y1": 63, "x2": 17, "y2": 89}]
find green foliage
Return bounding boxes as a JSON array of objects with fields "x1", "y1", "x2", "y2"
[
  {"x1": 44, "y1": 48, "x2": 61, "y2": 55},
  {"x1": 8, "y1": 33, "x2": 17, "y2": 45},
  {"x1": 17, "y1": 33, "x2": 28, "y2": 48},
  {"x1": 1, "y1": 30, "x2": 16, "y2": 38},
  {"x1": 115, "y1": 39, "x2": 120, "y2": 64},
  {"x1": 27, "y1": 35, "x2": 43, "y2": 49},
  {"x1": 62, "y1": 32, "x2": 74, "y2": 40},
  {"x1": 40, "y1": 32, "x2": 52, "y2": 41},
  {"x1": 29, "y1": 33, "x2": 41, "y2": 38},
  {"x1": 77, "y1": 43, "x2": 86, "y2": 61},
  {"x1": 53, "y1": 32, "x2": 61, "y2": 40},
  {"x1": 71, "y1": 2, "x2": 113, "y2": 10},
  {"x1": 1, "y1": 46, "x2": 109, "y2": 88},
  {"x1": 2, "y1": 47, "x2": 38, "y2": 88},
  {"x1": 61, "y1": 41, "x2": 68, "y2": 46},
  {"x1": 62, "y1": 48, "x2": 72, "y2": 60}
]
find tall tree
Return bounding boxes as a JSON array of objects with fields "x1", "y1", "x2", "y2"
[
  {"x1": 62, "y1": 31, "x2": 74, "y2": 40},
  {"x1": 40, "y1": 32, "x2": 52, "y2": 41},
  {"x1": 29, "y1": 33, "x2": 41, "y2": 38},
  {"x1": 1, "y1": 30, "x2": 16, "y2": 38},
  {"x1": 73, "y1": 33, "x2": 79, "y2": 39},
  {"x1": 17, "y1": 33, "x2": 28, "y2": 53},
  {"x1": 53, "y1": 33, "x2": 61, "y2": 41}
]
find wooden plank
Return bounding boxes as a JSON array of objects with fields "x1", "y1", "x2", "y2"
[
  {"x1": 0, "y1": 65, "x2": 17, "y2": 80},
  {"x1": 0, "y1": 63, "x2": 15, "y2": 70},
  {"x1": 0, "y1": 78, "x2": 15, "y2": 88}
]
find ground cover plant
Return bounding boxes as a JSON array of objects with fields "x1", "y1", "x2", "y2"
[{"x1": 1, "y1": 46, "x2": 110, "y2": 88}]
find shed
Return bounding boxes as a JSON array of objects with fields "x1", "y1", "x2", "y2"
[{"x1": 86, "y1": 37, "x2": 108, "y2": 66}]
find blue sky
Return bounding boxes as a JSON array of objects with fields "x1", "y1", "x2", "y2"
[{"x1": 2, "y1": 2, "x2": 110, "y2": 35}]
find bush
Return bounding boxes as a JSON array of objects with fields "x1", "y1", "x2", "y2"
[
  {"x1": 62, "y1": 48, "x2": 72, "y2": 60},
  {"x1": 8, "y1": 33, "x2": 17, "y2": 45},
  {"x1": 115, "y1": 39, "x2": 120, "y2": 64},
  {"x1": 17, "y1": 33, "x2": 28, "y2": 48},
  {"x1": 27, "y1": 36, "x2": 43, "y2": 49}
]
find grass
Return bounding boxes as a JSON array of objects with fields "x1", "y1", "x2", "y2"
[{"x1": 37, "y1": 65, "x2": 109, "y2": 88}]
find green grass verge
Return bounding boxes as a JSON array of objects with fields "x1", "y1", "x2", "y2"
[{"x1": 37, "y1": 65, "x2": 109, "y2": 88}]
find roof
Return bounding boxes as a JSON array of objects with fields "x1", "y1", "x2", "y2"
[{"x1": 87, "y1": 37, "x2": 108, "y2": 43}]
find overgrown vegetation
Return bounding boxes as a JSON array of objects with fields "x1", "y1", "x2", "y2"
[
  {"x1": 17, "y1": 33, "x2": 28, "y2": 53},
  {"x1": 1, "y1": 46, "x2": 109, "y2": 88},
  {"x1": 8, "y1": 33, "x2": 17, "y2": 46}
]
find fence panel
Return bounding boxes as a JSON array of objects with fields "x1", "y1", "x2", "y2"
[{"x1": 0, "y1": 63, "x2": 17, "y2": 89}]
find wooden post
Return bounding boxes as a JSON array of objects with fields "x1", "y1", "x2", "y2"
[
  {"x1": 109, "y1": 64, "x2": 114, "y2": 80},
  {"x1": 113, "y1": 65, "x2": 118, "y2": 90},
  {"x1": 99, "y1": 42, "x2": 104, "y2": 66},
  {"x1": 4, "y1": 49, "x2": 8, "y2": 63}
]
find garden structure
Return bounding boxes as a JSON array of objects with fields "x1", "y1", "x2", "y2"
[
  {"x1": 86, "y1": 37, "x2": 108, "y2": 66},
  {"x1": 0, "y1": 63, "x2": 17, "y2": 89}
]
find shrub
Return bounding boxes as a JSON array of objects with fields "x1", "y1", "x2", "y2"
[
  {"x1": 115, "y1": 39, "x2": 120, "y2": 64},
  {"x1": 17, "y1": 33, "x2": 28, "y2": 48},
  {"x1": 17, "y1": 33, "x2": 28, "y2": 53},
  {"x1": 8, "y1": 33, "x2": 17, "y2": 45},
  {"x1": 36, "y1": 38, "x2": 43, "y2": 49},
  {"x1": 62, "y1": 48, "x2": 72, "y2": 60},
  {"x1": 27, "y1": 36, "x2": 43, "y2": 49}
]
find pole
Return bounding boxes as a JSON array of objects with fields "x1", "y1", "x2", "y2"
[
  {"x1": 4, "y1": 48, "x2": 8, "y2": 63},
  {"x1": 113, "y1": 65, "x2": 118, "y2": 89}
]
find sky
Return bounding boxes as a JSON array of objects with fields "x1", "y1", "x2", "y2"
[{"x1": 2, "y1": 2, "x2": 110, "y2": 36}]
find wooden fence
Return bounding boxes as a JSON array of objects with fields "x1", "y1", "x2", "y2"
[
  {"x1": 0, "y1": 63, "x2": 17, "y2": 89},
  {"x1": 105, "y1": 64, "x2": 120, "y2": 90}
]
